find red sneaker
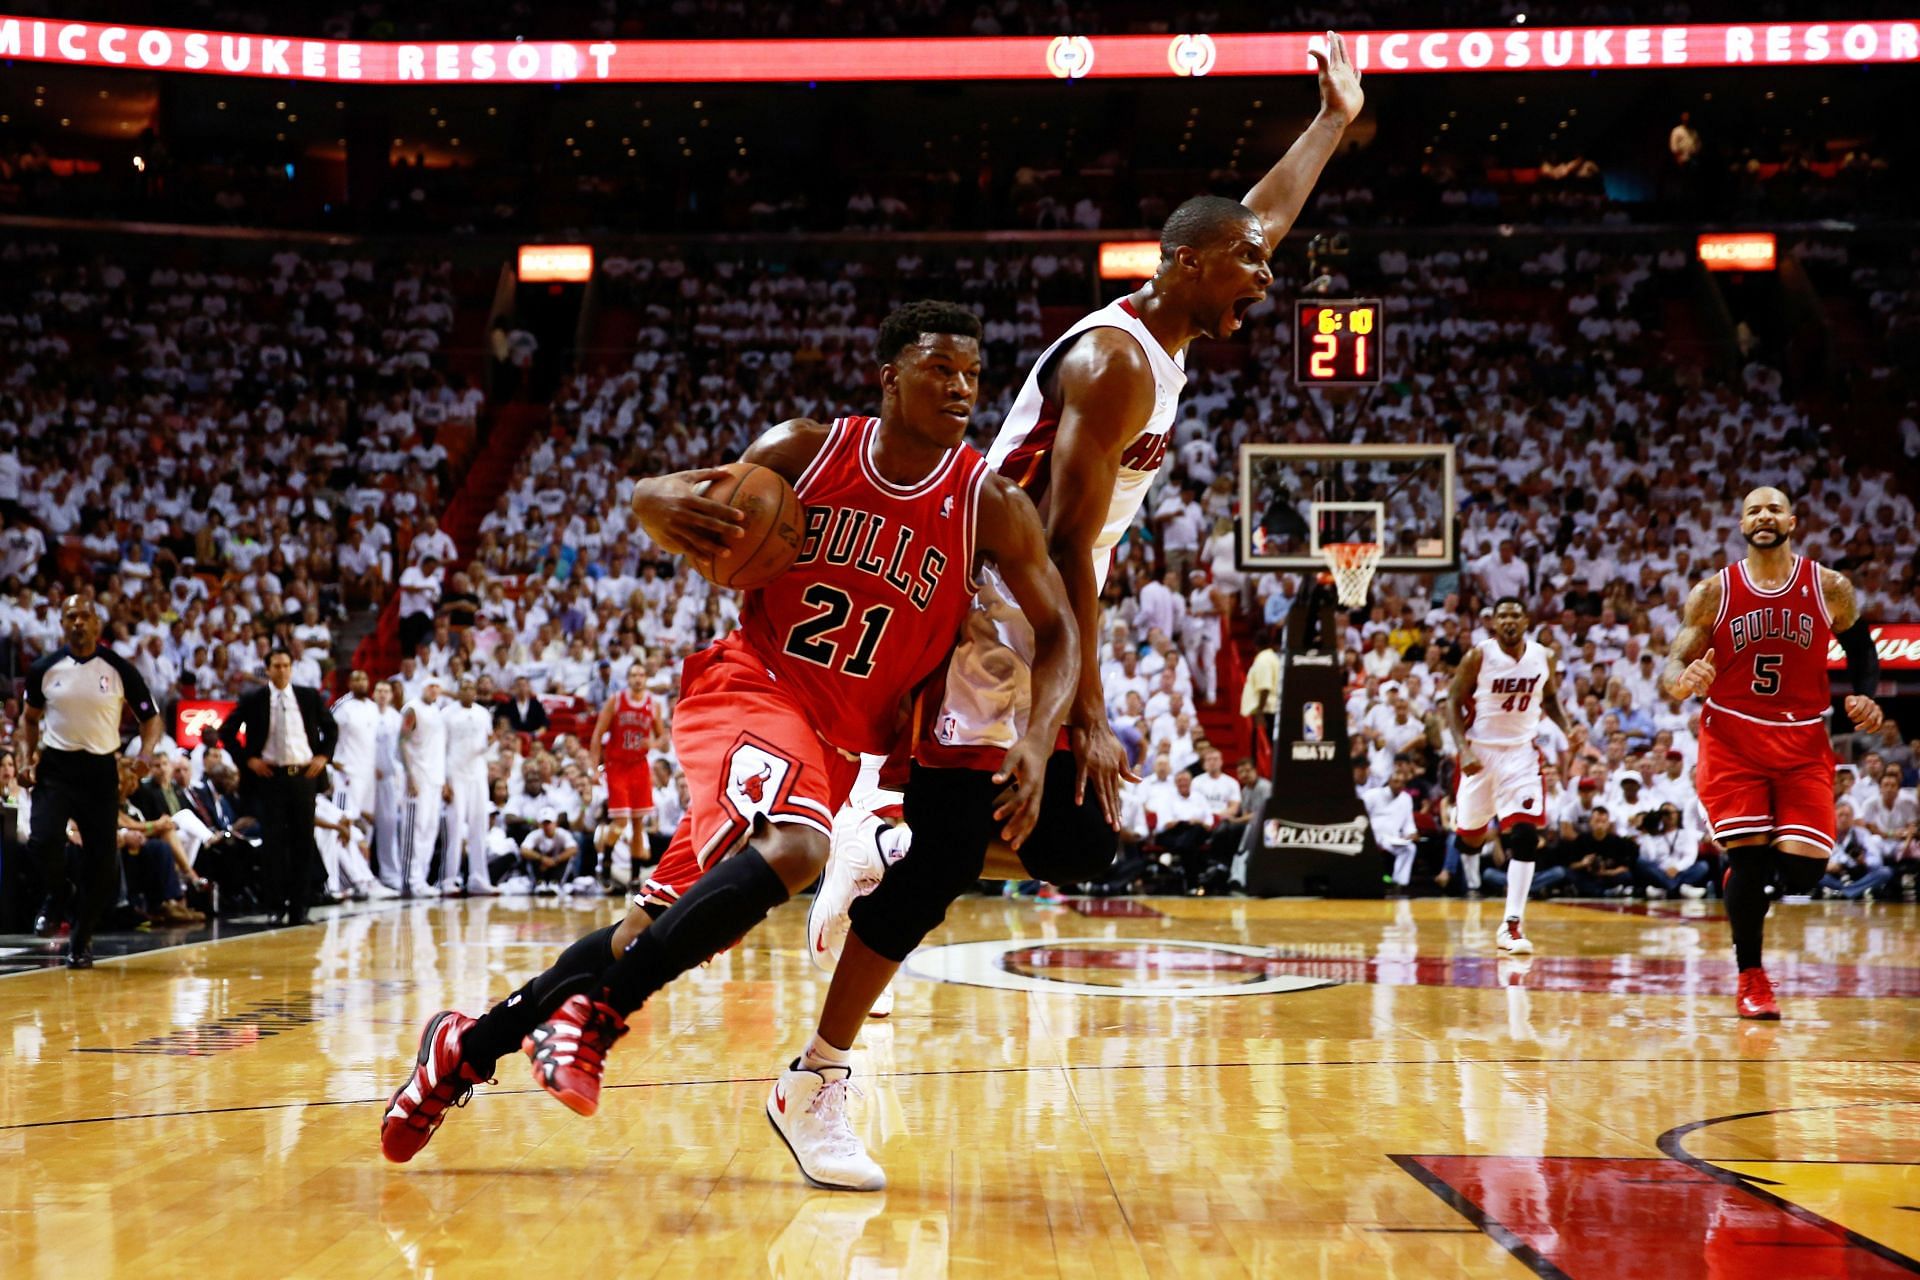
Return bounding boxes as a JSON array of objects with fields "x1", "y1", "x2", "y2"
[
  {"x1": 524, "y1": 994, "x2": 628, "y2": 1117},
  {"x1": 380, "y1": 1010, "x2": 487, "y2": 1163},
  {"x1": 1736, "y1": 967, "x2": 1781, "y2": 1020}
]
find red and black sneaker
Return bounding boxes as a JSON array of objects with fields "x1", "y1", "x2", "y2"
[
  {"x1": 523, "y1": 994, "x2": 628, "y2": 1117},
  {"x1": 1736, "y1": 967, "x2": 1781, "y2": 1021},
  {"x1": 380, "y1": 1010, "x2": 487, "y2": 1163}
]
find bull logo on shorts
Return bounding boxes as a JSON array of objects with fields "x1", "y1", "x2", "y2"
[{"x1": 738, "y1": 763, "x2": 774, "y2": 804}]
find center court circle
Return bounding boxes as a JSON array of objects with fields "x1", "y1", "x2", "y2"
[{"x1": 902, "y1": 938, "x2": 1340, "y2": 998}]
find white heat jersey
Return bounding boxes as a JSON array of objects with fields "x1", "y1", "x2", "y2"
[
  {"x1": 921, "y1": 297, "x2": 1188, "y2": 767},
  {"x1": 989, "y1": 295, "x2": 1187, "y2": 591},
  {"x1": 1466, "y1": 638, "x2": 1551, "y2": 747}
]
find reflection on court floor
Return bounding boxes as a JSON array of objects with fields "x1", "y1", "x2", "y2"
[{"x1": 2, "y1": 895, "x2": 1914, "y2": 1278}]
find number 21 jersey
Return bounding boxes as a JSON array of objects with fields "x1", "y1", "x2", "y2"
[{"x1": 738, "y1": 415, "x2": 990, "y2": 757}]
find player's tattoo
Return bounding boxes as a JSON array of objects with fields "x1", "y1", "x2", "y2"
[
  {"x1": 1818, "y1": 566, "x2": 1860, "y2": 632},
  {"x1": 1659, "y1": 575, "x2": 1722, "y2": 701}
]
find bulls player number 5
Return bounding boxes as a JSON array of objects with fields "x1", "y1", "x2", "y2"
[
  {"x1": 1752, "y1": 653, "x2": 1782, "y2": 696},
  {"x1": 784, "y1": 583, "x2": 894, "y2": 678}
]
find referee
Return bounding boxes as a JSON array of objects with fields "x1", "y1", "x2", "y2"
[{"x1": 20, "y1": 595, "x2": 163, "y2": 969}]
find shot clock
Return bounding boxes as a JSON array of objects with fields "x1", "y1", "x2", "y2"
[{"x1": 1293, "y1": 299, "x2": 1383, "y2": 386}]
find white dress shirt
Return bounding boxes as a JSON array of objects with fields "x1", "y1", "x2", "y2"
[{"x1": 262, "y1": 684, "x2": 314, "y2": 767}]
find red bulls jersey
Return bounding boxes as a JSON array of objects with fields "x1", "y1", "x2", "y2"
[
  {"x1": 1706, "y1": 554, "x2": 1833, "y2": 726},
  {"x1": 604, "y1": 691, "x2": 656, "y2": 765},
  {"x1": 739, "y1": 415, "x2": 988, "y2": 756}
]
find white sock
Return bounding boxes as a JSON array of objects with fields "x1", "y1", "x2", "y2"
[
  {"x1": 1462, "y1": 852, "x2": 1482, "y2": 890},
  {"x1": 800, "y1": 1033, "x2": 851, "y2": 1075},
  {"x1": 877, "y1": 825, "x2": 911, "y2": 865},
  {"x1": 1392, "y1": 847, "x2": 1415, "y2": 886},
  {"x1": 1504, "y1": 860, "x2": 1536, "y2": 920}
]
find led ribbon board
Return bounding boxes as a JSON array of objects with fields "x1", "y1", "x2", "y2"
[{"x1": 0, "y1": 18, "x2": 1911, "y2": 83}]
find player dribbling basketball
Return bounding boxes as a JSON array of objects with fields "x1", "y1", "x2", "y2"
[
  {"x1": 1445, "y1": 597, "x2": 1572, "y2": 953},
  {"x1": 1661, "y1": 486, "x2": 1883, "y2": 1019},
  {"x1": 377, "y1": 301, "x2": 1081, "y2": 1166}
]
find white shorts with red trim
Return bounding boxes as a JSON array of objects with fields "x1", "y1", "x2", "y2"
[{"x1": 1455, "y1": 740, "x2": 1547, "y2": 836}]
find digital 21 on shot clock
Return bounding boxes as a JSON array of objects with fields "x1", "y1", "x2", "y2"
[{"x1": 1293, "y1": 299, "x2": 1384, "y2": 386}]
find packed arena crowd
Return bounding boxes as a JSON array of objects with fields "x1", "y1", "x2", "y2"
[{"x1": 0, "y1": 222, "x2": 1914, "y2": 931}]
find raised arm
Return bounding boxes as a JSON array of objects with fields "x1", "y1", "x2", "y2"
[
  {"x1": 973, "y1": 474, "x2": 1079, "y2": 848},
  {"x1": 1444, "y1": 644, "x2": 1484, "y2": 775},
  {"x1": 1240, "y1": 31, "x2": 1365, "y2": 250},
  {"x1": 1658, "y1": 575, "x2": 1722, "y2": 702},
  {"x1": 1821, "y1": 566, "x2": 1885, "y2": 732},
  {"x1": 1045, "y1": 331, "x2": 1157, "y2": 821}
]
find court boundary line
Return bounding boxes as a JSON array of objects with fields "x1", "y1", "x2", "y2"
[
  {"x1": 12, "y1": 1058, "x2": 1919, "y2": 1133},
  {"x1": 1656, "y1": 1101, "x2": 1920, "y2": 1273},
  {"x1": 0, "y1": 901, "x2": 414, "y2": 980},
  {"x1": 1386, "y1": 1154, "x2": 1573, "y2": 1280}
]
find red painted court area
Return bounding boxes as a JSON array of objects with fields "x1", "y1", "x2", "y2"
[{"x1": 1398, "y1": 1155, "x2": 1915, "y2": 1279}]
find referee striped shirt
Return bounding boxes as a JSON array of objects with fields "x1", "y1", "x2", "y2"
[{"x1": 25, "y1": 646, "x2": 158, "y2": 755}]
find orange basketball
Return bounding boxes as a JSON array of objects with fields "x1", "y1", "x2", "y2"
[{"x1": 689, "y1": 462, "x2": 803, "y2": 590}]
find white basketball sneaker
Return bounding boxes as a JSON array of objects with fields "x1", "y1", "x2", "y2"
[
  {"x1": 809, "y1": 806, "x2": 898, "y2": 974},
  {"x1": 767, "y1": 1062, "x2": 886, "y2": 1191},
  {"x1": 1495, "y1": 916, "x2": 1534, "y2": 954}
]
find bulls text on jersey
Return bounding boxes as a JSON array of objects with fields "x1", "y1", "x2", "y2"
[
  {"x1": 1726, "y1": 607, "x2": 1817, "y2": 653},
  {"x1": 795, "y1": 507, "x2": 948, "y2": 611}
]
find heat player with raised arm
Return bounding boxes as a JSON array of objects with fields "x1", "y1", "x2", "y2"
[
  {"x1": 1661, "y1": 486, "x2": 1883, "y2": 1020},
  {"x1": 378, "y1": 302, "x2": 1079, "y2": 1164},
  {"x1": 1446, "y1": 597, "x2": 1572, "y2": 955},
  {"x1": 778, "y1": 34, "x2": 1366, "y2": 1192}
]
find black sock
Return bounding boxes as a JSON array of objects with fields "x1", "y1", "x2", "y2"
[
  {"x1": 1723, "y1": 847, "x2": 1773, "y2": 972},
  {"x1": 597, "y1": 847, "x2": 789, "y2": 1015},
  {"x1": 461, "y1": 924, "x2": 619, "y2": 1074}
]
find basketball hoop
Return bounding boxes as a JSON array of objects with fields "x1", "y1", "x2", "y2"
[{"x1": 1320, "y1": 541, "x2": 1381, "y2": 608}]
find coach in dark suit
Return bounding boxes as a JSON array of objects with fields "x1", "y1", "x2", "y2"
[{"x1": 219, "y1": 648, "x2": 338, "y2": 925}]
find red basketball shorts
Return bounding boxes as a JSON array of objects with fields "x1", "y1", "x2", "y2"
[
  {"x1": 1695, "y1": 708, "x2": 1835, "y2": 855},
  {"x1": 604, "y1": 760, "x2": 654, "y2": 818},
  {"x1": 639, "y1": 634, "x2": 860, "y2": 907}
]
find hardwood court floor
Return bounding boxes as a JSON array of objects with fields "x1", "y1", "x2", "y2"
[{"x1": 2, "y1": 894, "x2": 1916, "y2": 1279}]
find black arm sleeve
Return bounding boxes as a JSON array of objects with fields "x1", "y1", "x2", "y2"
[{"x1": 1838, "y1": 619, "x2": 1880, "y2": 696}]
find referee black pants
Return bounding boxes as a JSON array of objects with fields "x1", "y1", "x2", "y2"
[
  {"x1": 28, "y1": 749, "x2": 122, "y2": 946},
  {"x1": 255, "y1": 766, "x2": 321, "y2": 924}
]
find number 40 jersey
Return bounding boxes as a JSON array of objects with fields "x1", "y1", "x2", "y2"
[
  {"x1": 737, "y1": 414, "x2": 990, "y2": 758},
  {"x1": 1466, "y1": 637, "x2": 1552, "y2": 747}
]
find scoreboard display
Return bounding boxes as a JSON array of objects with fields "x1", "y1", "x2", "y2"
[{"x1": 1293, "y1": 298, "x2": 1383, "y2": 386}]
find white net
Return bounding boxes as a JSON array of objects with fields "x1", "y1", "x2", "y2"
[{"x1": 1320, "y1": 542, "x2": 1382, "y2": 609}]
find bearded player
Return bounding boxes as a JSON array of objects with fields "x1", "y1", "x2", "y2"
[
  {"x1": 776, "y1": 34, "x2": 1366, "y2": 1190},
  {"x1": 379, "y1": 301, "x2": 1081, "y2": 1162},
  {"x1": 1445, "y1": 597, "x2": 1571, "y2": 955},
  {"x1": 1661, "y1": 486, "x2": 1882, "y2": 1019}
]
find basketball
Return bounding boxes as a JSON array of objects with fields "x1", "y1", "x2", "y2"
[{"x1": 690, "y1": 462, "x2": 803, "y2": 590}]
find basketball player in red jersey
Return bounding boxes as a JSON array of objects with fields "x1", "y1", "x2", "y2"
[
  {"x1": 771, "y1": 34, "x2": 1367, "y2": 1190},
  {"x1": 587, "y1": 663, "x2": 663, "y2": 864},
  {"x1": 378, "y1": 301, "x2": 1080, "y2": 1162},
  {"x1": 1661, "y1": 486, "x2": 1883, "y2": 1019}
]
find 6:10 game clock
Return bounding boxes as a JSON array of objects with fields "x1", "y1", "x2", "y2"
[{"x1": 1293, "y1": 299, "x2": 1383, "y2": 386}]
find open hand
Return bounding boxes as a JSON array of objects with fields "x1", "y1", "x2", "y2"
[
  {"x1": 1070, "y1": 721, "x2": 1140, "y2": 830},
  {"x1": 992, "y1": 735, "x2": 1052, "y2": 850},
  {"x1": 1312, "y1": 31, "x2": 1365, "y2": 128}
]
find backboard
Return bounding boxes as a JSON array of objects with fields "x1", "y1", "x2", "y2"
[{"x1": 1237, "y1": 443, "x2": 1456, "y2": 572}]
